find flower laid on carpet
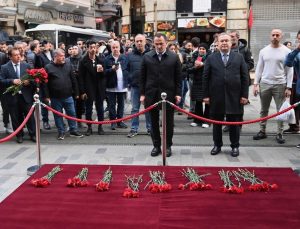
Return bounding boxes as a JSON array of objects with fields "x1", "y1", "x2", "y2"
[
  {"x1": 95, "y1": 167, "x2": 112, "y2": 191},
  {"x1": 235, "y1": 168, "x2": 279, "y2": 192},
  {"x1": 67, "y1": 167, "x2": 89, "y2": 187},
  {"x1": 178, "y1": 167, "x2": 212, "y2": 191},
  {"x1": 4, "y1": 68, "x2": 48, "y2": 95},
  {"x1": 144, "y1": 170, "x2": 172, "y2": 193},
  {"x1": 31, "y1": 165, "x2": 62, "y2": 187},
  {"x1": 219, "y1": 169, "x2": 244, "y2": 194},
  {"x1": 123, "y1": 175, "x2": 143, "y2": 198}
]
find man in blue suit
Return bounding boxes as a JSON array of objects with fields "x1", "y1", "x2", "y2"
[{"x1": 0, "y1": 47, "x2": 36, "y2": 143}]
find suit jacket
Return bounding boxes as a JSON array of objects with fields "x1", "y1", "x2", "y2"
[
  {"x1": 203, "y1": 51, "x2": 249, "y2": 114},
  {"x1": 140, "y1": 49, "x2": 182, "y2": 108},
  {"x1": 0, "y1": 61, "x2": 34, "y2": 104},
  {"x1": 78, "y1": 54, "x2": 106, "y2": 101}
]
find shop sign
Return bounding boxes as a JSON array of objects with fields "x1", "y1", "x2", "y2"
[
  {"x1": 59, "y1": 12, "x2": 84, "y2": 24},
  {"x1": 157, "y1": 21, "x2": 176, "y2": 41},
  {"x1": 193, "y1": 0, "x2": 211, "y2": 13},
  {"x1": 24, "y1": 9, "x2": 52, "y2": 23},
  {"x1": 178, "y1": 16, "x2": 226, "y2": 29}
]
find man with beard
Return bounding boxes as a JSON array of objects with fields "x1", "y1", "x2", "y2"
[
  {"x1": 78, "y1": 40, "x2": 106, "y2": 135},
  {"x1": 253, "y1": 29, "x2": 293, "y2": 144}
]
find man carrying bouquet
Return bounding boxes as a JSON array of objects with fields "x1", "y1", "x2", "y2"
[{"x1": 0, "y1": 47, "x2": 36, "y2": 143}]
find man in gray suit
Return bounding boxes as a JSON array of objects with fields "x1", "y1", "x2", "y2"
[
  {"x1": 203, "y1": 33, "x2": 249, "y2": 157},
  {"x1": 0, "y1": 47, "x2": 36, "y2": 143}
]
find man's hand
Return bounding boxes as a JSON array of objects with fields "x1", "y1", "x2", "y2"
[
  {"x1": 175, "y1": 96, "x2": 181, "y2": 104},
  {"x1": 13, "y1": 79, "x2": 21, "y2": 85},
  {"x1": 285, "y1": 88, "x2": 292, "y2": 98},
  {"x1": 240, "y1": 97, "x2": 248, "y2": 105},
  {"x1": 81, "y1": 93, "x2": 88, "y2": 100},
  {"x1": 194, "y1": 60, "x2": 203, "y2": 68},
  {"x1": 253, "y1": 84, "x2": 259, "y2": 97},
  {"x1": 203, "y1": 97, "x2": 210, "y2": 104},
  {"x1": 23, "y1": 80, "x2": 30, "y2": 86},
  {"x1": 140, "y1": 95, "x2": 145, "y2": 105}
]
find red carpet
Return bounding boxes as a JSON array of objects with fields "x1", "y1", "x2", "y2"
[{"x1": 1, "y1": 164, "x2": 300, "y2": 229}]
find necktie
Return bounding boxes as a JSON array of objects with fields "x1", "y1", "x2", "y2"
[
  {"x1": 15, "y1": 64, "x2": 20, "y2": 78},
  {"x1": 223, "y1": 54, "x2": 228, "y2": 66},
  {"x1": 158, "y1": 53, "x2": 162, "y2": 61}
]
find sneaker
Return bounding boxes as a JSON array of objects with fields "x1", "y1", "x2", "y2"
[
  {"x1": 190, "y1": 122, "x2": 198, "y2": 127},
  {"x1": 57, "y1": 133, "x2": 65, "y2": 140},
  {"x1": 223, "y1": 125, "x2": 229, "y2": 132},
  {"x1": 43, "y1": 122, "x2": 51, "y2": 130},
  {"x1": 70, "y1": 131, "x2": 84, "y2": 138},
  {"x1": 5, "y1": 126, "x2": 13, "y2": 134},
  {"x1": 117, "y1": 121, "x2": 128, "y2": 129},
  {"x1": 253, "y1": 131, "x2": 267, "y2": 140},
  {"x1": 283, "y1": 127, "x2": 299, "y2": 134},
  {"x1": 202, "y1": 123, "x2": 210, "y2": 128},
  {"x1": 111, "y1": 123, "x2": 117, "y2": 130},
  {"x1": 275, "y1": 133, "x2": 285, "y2": 144},
  {"x1": 127, "y1": 130, "x2": 138, "y2": 138},
  {"x1": 296, "y1": 144, "x2": 300, "y2": 149},
  {"x1": 147, "y1": 129, "x2": 151, "y2": 135}
]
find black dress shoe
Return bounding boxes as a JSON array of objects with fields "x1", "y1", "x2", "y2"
[
  {"x1": 166, "y1": 147, "x2": 172, "y2": 157},
  {"x1": 151, "y1": 147, "x2": 161, "y2": 157},
  {"x1": 211, "y1": 146, "x2": 221, "y2": 155},
  {"x1": 85, "y1": 126, "x2": 93, "y2": 136},
  {"x1": 30, "y1": 136, "x2": 36, "y2": 142},
  {"x1": 16, "y1": 136, "x2": 23, "y2": 144},
  {"x1": 231, "y1": 147, "x2": 239, "y2": 157},
  {"x1": 98, "y1": 125, "x2": 104, "y2": 135}
]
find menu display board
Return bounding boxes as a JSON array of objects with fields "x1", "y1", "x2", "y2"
[
  {"x1": 122, "y1": 25, "x2": 130, "y2": 34},
  {"x1": 178, "y1": 16, "x2": 226, "y2": 29}
]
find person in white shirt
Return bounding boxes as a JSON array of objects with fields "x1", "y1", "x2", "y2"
[{"x1": 253, "y1": 29, "x2": 294, "y2": 144}]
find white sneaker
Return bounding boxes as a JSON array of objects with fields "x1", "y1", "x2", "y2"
[
  {"x1": 190, "y1": 122, "x2": 198, "y2": 127},
  {"x1": 5, "y1": 126, "x2": 13, "y2": 134},
  {"x1": 202, "y1": 123, "x2": 209, "y2": 128}
]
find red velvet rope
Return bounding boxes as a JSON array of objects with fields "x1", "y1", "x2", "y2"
[
  {"x1": 42, "y1": 102, "x2": 159, "y2": 125},
  {"x1": 0, "y1": 105, "x2": 35, "y2": 143},
  {"x1": 170, "y1": 102, "x2": 299, "y2": 125}
]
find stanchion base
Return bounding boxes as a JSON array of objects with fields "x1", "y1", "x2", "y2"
[
  {"x1": 157, "y1": 161, "x2": 168, "y2": 166},
  {"x1": 27, "y1": 165, "x2": 41, "y2": 176},
  {"x1": 293, "y1": 168, "x2": 300, "y2": 176}
]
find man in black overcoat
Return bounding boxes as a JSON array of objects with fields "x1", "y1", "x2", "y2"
[
  {"x1": 203, "y1": 33, "x2": 249, "y2": 157},
  {"x1": 140, "y1": 33, "x2": 182, "y2": 157}
]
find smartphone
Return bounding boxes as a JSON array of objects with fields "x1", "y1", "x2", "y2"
[{"x1": 115, "y1": 62, "x2": 119, "y2": 67}]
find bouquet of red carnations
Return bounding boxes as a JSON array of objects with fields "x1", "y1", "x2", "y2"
[
  {"x1": 4, "y1": 68, "x2": 48, "y2": 95},
  {"x1": 144, "y1": 170, "x2": 172, "y2": 193},
  {"x1": 178, "y1": 167, "x2": 212, "y2": 191},
  {"x1": 67, "y1": 167, "x2": 89, "y2": 187},
  {"x1": 31, "y1": 165, "x2": 62, "y2": 187},
  {"x1": 123, "y1": 174, "x2": 143, "y2": 198},
  {"x1": 95, "y1": 167, "x2": 112, "y2": 191},
  {"x1": 219, "y1": 169, "x2": 244, "y2": 194}
]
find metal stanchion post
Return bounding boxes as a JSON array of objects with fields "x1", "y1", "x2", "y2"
[
  {"x1": 27, "y1": 94, "x2": 42, "y2": 176},
  {"x1": 161, "y1": 92, "x2": 167, "y2": 166}
]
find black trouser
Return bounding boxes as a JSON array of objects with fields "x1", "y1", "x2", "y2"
[
  {"x1": 288, "y1": 84, "x2": 300, "y2": 128},
  {"x1": 8, "y1": 94, "x2": 35, "y2": 137},
  {"x1": 211, "y1": 113, "x2": 241, "y2": 148},
  {"x1": 193, "y1": 101, "x2": 210, "y2": 124},
  {"x1": 149, "y1": 108, "x2": 174, "y2": 148},
  {"x1": 0, "y1": 93, "x2": 10, "y2": 126},
  {"x1": 75, "y1": 97, "x2": 85, "y2": 119}
]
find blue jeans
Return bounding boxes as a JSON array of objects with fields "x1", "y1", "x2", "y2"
[
  {"x1": 107, "y1": 92, "x2": 126, "y2": 120},
  {"x1": 51, "y1": 97, "x2": 77, "y2": 134},
  {"x1": 130, "y1": 87, "x2": 151, "y2": 131},
  {"x1": 179, "y1": 79, "x2": 188, "y2": 108}
]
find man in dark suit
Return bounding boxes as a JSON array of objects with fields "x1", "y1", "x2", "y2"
[
  {"x1": 140, "y1": 33, "x2": 182, "y2": 157},
  {"x1": 0, "y1": 47, "x2": 36, "y2": 143},
  {"x1": 203, "y1": 33, "x2": 249, "y2": 157}
]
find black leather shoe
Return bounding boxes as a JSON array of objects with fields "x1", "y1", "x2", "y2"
[
  {"x1": 30, "y1": 136, "x2": 36, "y2": 143},
  {"x1": 276, "y1": 133, "x2": 285, "y2": 144},
  {"x1": 253, "y1": 131, "x2": 267, "y2": 140},
  {"x1": 231, "y1": 147, "x2": 239, "y2": 157},
  {"x1": 211, "y1": 146, "x2": 221, "y2": 155},
  {"x1": 16, "y1": 136, "x2": 23, "y2": 144},
  {"x1": 85, "y1": 126, "x2": 93, "y2": 136},
  {"x1": 151, "y1": 147, "x2": 161, "y2": 157},
  {"x1": 166, "y1": 147, "x2": 172, "y2": 157},
  {"x1": 98, "y1": 125, "x2": 104, "y2": 135}
]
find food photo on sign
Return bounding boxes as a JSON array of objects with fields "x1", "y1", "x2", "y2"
[
  {"x1": 144, "y1": 23, "x2": 154, "y2": 33},
  {"x1": 122, "y1": 25, "x2": 130, "y2": 34},
  {"x1": 208, "y1": 16, "x2": 226, "y2": 28},
  {"x1": 160, "y1": 31, "x2": 176, "y2": 41},
  {"x1": 157, "y1": 21, "x2": 175, "y2": 31}
]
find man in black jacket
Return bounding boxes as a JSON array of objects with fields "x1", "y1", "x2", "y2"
[
  {"x1": 44, "y1": 48, "x2": 83, "y2": 140},
  {"x1": 140, "y1": 33, "x2": 181, "y2": 157},
  {"x1": 78, "y1": 40, "x2": 106, "y2": 135},
  {"x1": 203, "y1": 33, "x2": 249, "y2": 157},
  {"x1": 127, "y1": 34, "x2": 151, "y2": 138}
]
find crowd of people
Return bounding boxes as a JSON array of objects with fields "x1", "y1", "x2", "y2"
[{"x1": 0, "y1": 28, "x2": 299, "y2": 157}]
